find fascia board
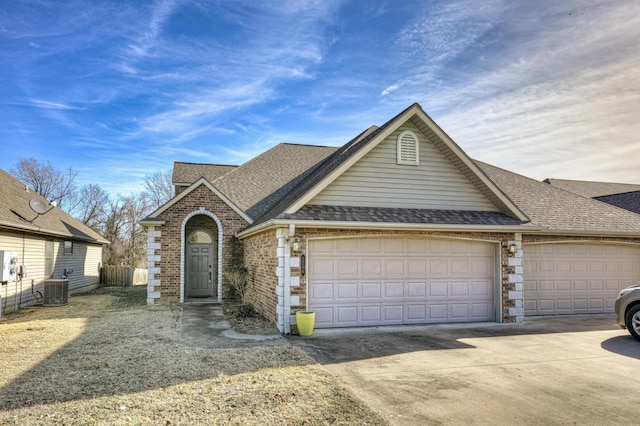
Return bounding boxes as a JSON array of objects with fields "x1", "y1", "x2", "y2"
[
  {"x1": 147, "y1": 177, "x2": 253, "y2": 224},
  {"x1": 284, "y1": 105, "x2": 421, "y2": 215},
  {"x1": 0, "y1": 220, "x2": 110, "y2": 245},
  {"x1": 237, "y1": 218, "x2": 544, "y2": 239},
  {"x1": 413, "y1": 108, "x2": 529, "y2": 221}
]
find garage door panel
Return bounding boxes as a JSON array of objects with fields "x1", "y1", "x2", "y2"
[
  {"x1": 589, "y1": 299, "x2": 604, "y2": 309},
  {"x1": 429, "y1": 304, "x2": 448, "y2": 320},
  {"x1": 524, "y1": 243, "x2": 640, "y2": 315},
  {"x1": 337, "y1": 259, "x2": 358, "y2": 276},
  {"x1": 309, "y1": 238, "x2": 496, "y2": 328},
  {"x1": 362, "y1": 259, "x2": 382, "y2": 275},
  {"x1": 471, "y1": 281, "x2": 491, "y2": 296},
  {"x1": 314, "y1": 307, "x2": 335, "y2": 327},
  {"x1": 361, "y1": 305, "x2": 382, "y2": 323},
  {"x1": 385, "y1": 259, "x2": 404, "y2": 275},
  {"x1": 406, "y1": 304, "x2": 427, "y2": 321},
  {"x1": 407, "y1": 259, "x2": 427, "y2": 275},
  {"x1": 451, "y1": 304, "x2": 469, "y2": 319},
  {"x1": 311, "y1": 282, "x2": 334, "y2": 300},
  {"x1": 471, "y1": 303, "x2": 491, "y2": 319},
  {"x1": 407, "y1": 282, "x2": 426, "y2": 298},
  {"x1": 383, "y1": 305, "x2": 404, "y2": 322},
  {"x1": 429, "y1": 282, "x2": 448, "y2": 297},
  {"x1": 384, "y1": 282, "x2": 404, "y2": 298},
  {"x1": 383, "y1": 239, "x2": 404, "y2": 253},
  {"x1": 337, "y1": 283, "x2": 357, "y2": 299},
  {"x1": 429, "y1": 260, "x2": 448, "y2": 275},
  {"x1": 361, "y1": 282, "x2": 382, "y2": 298},
  {"x1": 450, "y1": 282, "x2": 469, "y2": 297},
  {"x1": 336, "y1": 306, "x2": 358, "y2": 324},
  {"x1": 451, "y1": 260, "x2": 469, "y2": 274}
]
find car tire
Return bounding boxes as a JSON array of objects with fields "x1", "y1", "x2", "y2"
[{"x1": 625, "y1": 304, "x2": 640, "y2": 341}]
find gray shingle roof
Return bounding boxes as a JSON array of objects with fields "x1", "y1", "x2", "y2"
[
  {"x1": 544, "y1": 178, "x2": 640, "y2": 198},
  {"x1": 595, "y1": 190, "x2": 640, "y2": 215},
  {"x1": 210, "y1": 143, "x2": 339, "y2": 219},
  {"x1": 479, "y1": 162, "x2": 640, "y2": 234},
  {"x1": 0, "y1": 168, "x2": 108, "y2": 243},
  {"x1": 280, "y1": 205, "x2": 526, "y2": 226},
  {"x1": 172, "y1": 162, "x2": 237, "y2": 185}
]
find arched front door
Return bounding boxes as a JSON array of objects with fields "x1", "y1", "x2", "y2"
[{"x1": 185, "y1": 230, "x2": 216, "y2": 298}]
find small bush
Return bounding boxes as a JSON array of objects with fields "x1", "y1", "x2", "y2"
[{"x1": 224, "y1": 264, "x2": 248, "y2": 303}]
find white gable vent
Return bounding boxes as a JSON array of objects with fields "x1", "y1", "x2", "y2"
[{"x1": 397, "y1": 130, "x2": 419, "y2": 165}]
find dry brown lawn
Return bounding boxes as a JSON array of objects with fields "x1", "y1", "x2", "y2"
[{"x1": 0, "y1": 285, "x2": 387, "y2": 425}]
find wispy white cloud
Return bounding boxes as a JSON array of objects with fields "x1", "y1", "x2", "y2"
[{"x1": 28, "y1": 98, "x2": 80, "y2": 110}]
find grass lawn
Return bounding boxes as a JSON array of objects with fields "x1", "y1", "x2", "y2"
[{"x1": 0, "y1": 285, "x2": 387, "y2": 425}]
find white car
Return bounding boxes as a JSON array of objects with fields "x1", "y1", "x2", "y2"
[{"x1": 615, "y1": 283, "x2": 640, "y2": 341}]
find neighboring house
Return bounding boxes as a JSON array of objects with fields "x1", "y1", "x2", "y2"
[
  {"x1": 0, "y1": 169, "x2": 108, "y2": 315},
  {"x1": 141, "y1": 103, "x2": 640, "y2": 333},
  {"x1": 544, "y1": 178, "x2": 640, "y2": 215}
]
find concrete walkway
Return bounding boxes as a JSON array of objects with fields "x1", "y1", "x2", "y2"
[{"x1": 179, "y1": 304, "x2": 287, "y2": 349}]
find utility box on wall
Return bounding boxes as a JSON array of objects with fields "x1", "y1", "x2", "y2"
[{"x1": 0, "y1": 251, "x2": 18, "y2": 282}]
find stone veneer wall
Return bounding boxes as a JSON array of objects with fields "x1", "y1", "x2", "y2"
[{"x1": 146, "y1": 184, "x2": 248, "y2": 304}]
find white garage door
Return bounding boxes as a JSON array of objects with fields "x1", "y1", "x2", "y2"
[
  {"x1": 308, "y1": 237, "x2": 496, "y2": 328},
  {"x1": 524, "y1": 243, "x2": 640, "y2": 315}
]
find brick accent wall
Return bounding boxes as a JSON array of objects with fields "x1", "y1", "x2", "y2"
[
  {"x1": 147, "y1": 184, "x2": 249, "y2": 304},
  {"x1": 243, "y1": 229, "x2": 279, "y2": 325}
]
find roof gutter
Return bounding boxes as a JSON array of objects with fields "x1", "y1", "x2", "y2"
[
  {"x1": 524, "y1": 229, "x2": 640, "y2": 239},
  {"x1": 0, "y1": 220, "x2": 110, "y2": 245},
  {"x1": 236, "y1": 219, "x2": 546, "y2": 239}
]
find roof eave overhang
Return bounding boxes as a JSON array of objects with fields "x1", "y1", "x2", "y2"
[
  {"x1": 139, "y1": 220, "x2": 166, "y2": 227},
  {"x1": 236, "y1": 219, "x2": 543, "y2": 239},
  {"x1": 0, "y1": 220, "x2": 110, "y2": 245}
]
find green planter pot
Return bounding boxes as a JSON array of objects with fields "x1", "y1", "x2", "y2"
[{"x1": 296, "y1": 310, "x2": 316, "y2": 336}]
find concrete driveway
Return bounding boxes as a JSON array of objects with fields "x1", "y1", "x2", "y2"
[{"x1": 289, "y1": 315, "x2": 639, "y2": 425}]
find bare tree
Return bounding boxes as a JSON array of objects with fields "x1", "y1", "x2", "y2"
[
  {"x1": 11, "y1": 158, "x2": 78, "y2": 211},
  {"x1": 69, "y1": 184, "x2": 110, "y2": 230},
  {"x1": 142, "y1": 169, "x2": 173, "y2": 209}
]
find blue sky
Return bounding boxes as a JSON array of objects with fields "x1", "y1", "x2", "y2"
[{"x1": 1, "y1": 0, "x2": 639, "y2": 196}]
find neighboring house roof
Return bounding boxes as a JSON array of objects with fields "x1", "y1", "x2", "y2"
[
  {"x1": 543, "y1": 178, "x2": 640, "y2": 198},
  {"x1": 0, "y1": 168, "x2": 109, "y2": 244},
  {"x1": 479, "y1": 162, "x2": 640, "y2": 235},
  {"x1": 172, "y1": 162, "x2": 237, "y2": 186},
  {"x1": 594, "y1": 190, "x2": 640, "y2": 215}
]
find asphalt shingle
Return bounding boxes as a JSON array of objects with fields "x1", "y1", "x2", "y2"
[{"x1": 0, "y1": 168, "x2": 108, "y2": 243}]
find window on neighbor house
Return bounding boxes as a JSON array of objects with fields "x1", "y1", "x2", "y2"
[
  {"x1": 64, "y1": 240, "x2": 73, "y2": 255},
  {"x1": 45, "y1": 240, "x2": 54, "y2": 277},
  {"x1": 397, "y1": 130, "x2": 420, "y2": 165}
]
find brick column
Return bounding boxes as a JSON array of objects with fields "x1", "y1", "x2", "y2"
[
  {"x1": 146, "y1": 227, "x2": 162, "y2": 305},
  {"x1": 506, "y1": 238, "x2": 524, "y2": 322}
]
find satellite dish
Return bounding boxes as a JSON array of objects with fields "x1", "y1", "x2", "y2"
[{"x1": 29, "y1": 198, "x2": 49, "y2": 214}]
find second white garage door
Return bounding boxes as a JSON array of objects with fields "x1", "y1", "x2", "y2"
[
  {"x1": 308, "y1": 237, "x2": 496, "y2": 328},
  {"x1": 524, "y1": 243, "x2": 640, "y2": 315}
]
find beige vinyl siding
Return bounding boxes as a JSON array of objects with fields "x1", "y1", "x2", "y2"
[
  {"x1": 309, "y1": 123, "x2": 498, "y2": 211},
  {"x1": 0, "y1": 229, "x2": 102, "y2": 314}
]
